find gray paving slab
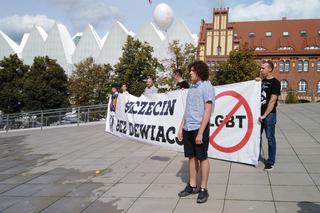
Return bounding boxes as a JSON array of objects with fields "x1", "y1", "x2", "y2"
[
  {"x1": 2, "y1": 196, "x2": 60, "y2": 213},
  {"x1": 0, "y1": 196, "x2": 23, "y2": 212},
  {"x1": 174, "y1": 199, "x2": 224, "y2": 213},
  {"x1": 82, "y1": 197, "x2": 136, "y2": 213},
  {"x1": 126, "y1": 197, "x2": 178, "y2": 213},
  {"x1": 226, "y1": 184, "x2": 273, "y2": 201},
  {"x1": 269, "y1": 173, "x2": 315, "y2": 186},
  {"x1": 120, "y1": 172, "x2": 158, "y2": 184},
  {"x1": 40, "y1": 197, "x2": 93, "y2": 213},
  {"x1": 228, "y1": 172, "x2": 269, "y2": 185},
  {"x1": 272, "y1": 185, "x2": 320, "y2": 202},
  {"x1": 102, "y1": 183, "x2": 149, "y2": 198},
  {"x1": 0, "y1": 103, "x2": 319, "y2": 212},
  {"x1": 223, "y1": 200, "x2": 276, "y2": 213}
]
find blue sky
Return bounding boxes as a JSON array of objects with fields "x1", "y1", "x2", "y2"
[{"x1": 1, "y1": 0, "x2": 319, "y2": 42}]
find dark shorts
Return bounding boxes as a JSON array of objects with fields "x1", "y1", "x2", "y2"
[{"x1": 183, "y1": 125, "x2": 209, "y2": 160}]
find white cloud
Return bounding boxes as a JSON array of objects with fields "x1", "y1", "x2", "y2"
[
  {"x1": 0, "y1": 14, "x2": 55, "y2": 42},
  {"x1": 47, "y1": 0, "x2": 122, "y2": 32},
  {"x1": 230, "y1": 0, "x2": 320, "y2": 21}
]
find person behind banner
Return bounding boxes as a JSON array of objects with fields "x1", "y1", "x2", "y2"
[
  {"x1": 177, "y1": 60, "x2": 215, "y2": 204},
  {"x1": 110, "y1": 86, "x2": 119, "y2": 112},
  {"x1": 259, "y1": 60, "x2": 281, "y2": 171},
  {"x1": 143, "y1": 78, "x2": 158, "y2": 95},
  {"x1": 173, "y1": 69, "x2": 189, "y2": 90},
  {"x1": 121, "y1": 83, "x2": 129, "y2": 95}
]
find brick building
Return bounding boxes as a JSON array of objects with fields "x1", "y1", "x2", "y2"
[{"x1": 198, "y1": 8, "x2": 320, "y2": 102}]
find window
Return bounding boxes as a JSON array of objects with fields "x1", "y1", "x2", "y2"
[
  {"x1": 298, "y1": 60, "x2": 303, "y2": 72},
  {"x1": 317, "y1": 61, "x2": 320, "y2": 72},
  {"x1": 278, "y1": 46, "x2": 293, "y2": 50},
  {"x1": 234, "y1": 33, "x2": 238, "y2": 38},
  {"x1": 303, "y1": 60, "x2": 309, "y2": 71},
  {"x1": 266, "y1": 31, "x2": 272, "y2": 37},
  {"x1": 300, "y1": 31, "x2": 307, "y2": 37},
  {"x1": 279, "y1": 60, "x2": 290, "y2": 72},
  {"x1": 248, "y1": 32, "x2": 255, "y2": 38},
  {"x1": 255, "y1": 47, "x2": 266, "y2": 51},
  {"x1": 283, "y1": 31, "x2": 289, "y2": 37},
  {"x1": 279, "y1": 61, "x2": 284, "y2": 72},
  {"x1": 304, "y1": 45, "x2": 320, "y2": 50},
  {"x1": 318, "y1": 30, "x2": 320, "y2": 36},
  {"x1": 284, "y1": 60, "x2": 290, "y2": 72},
  {"x1": 280, "y1": 80, "x2": 288, "y2": 91},
  {"x1": 298, "y1": 80, "x2": 307, "y2": 92},
  {"x1": 318, "y1": 81, "x2": 320, "y2": 93}
]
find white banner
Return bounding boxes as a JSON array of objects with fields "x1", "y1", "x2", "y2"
[{"x1": 106, "y1": 80, "x2": 261, "y2": 165}]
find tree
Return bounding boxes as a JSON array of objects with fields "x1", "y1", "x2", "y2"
[
  {"x1": 114, "y1": 36, "x2": 163, "y2": 96},
  {"x1": 158, "y1": 40, "x2": 197, "y2": 90},
  {"x1": 22, "y1": 56, "x2": 69, "y2": 111},
  {"x1": 167, "y1": 40, "x2": 197, "y2": 79},
  {"x1": 0, "y1": 54, "x2": 29, "y2": 113},
  {"x1": 213, "y1": 44, "x2": 260, "y2": 85},
  {"x1": 69, "y1": 57, "x2": 113, "y2": 106}
]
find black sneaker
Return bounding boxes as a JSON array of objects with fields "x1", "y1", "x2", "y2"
[
  {"x1": 264, "y1": 163, "x2": 274, "y2": 171},
  {"x1": 197, "y1": 188, "x2": 209, "y2": 203},
  {"x1": 178, "y1": 184, "x2": 199, "y2": 197}
]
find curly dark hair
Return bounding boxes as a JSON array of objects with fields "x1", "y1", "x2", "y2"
[{"x1": 188, "y1": 61, "x2": 209, "y2": 81}]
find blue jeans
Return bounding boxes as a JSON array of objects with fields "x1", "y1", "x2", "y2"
[{"x1": 260, "y1": 113, "x2": 277, "y2": 165}]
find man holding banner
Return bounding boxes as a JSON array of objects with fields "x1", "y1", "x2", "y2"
[
  {"x1": 177, "y1": 61, "x2": 215, "y2": 204},
  {"x1": 259, "y1": 60, "x2": 281, "y2": 171}
]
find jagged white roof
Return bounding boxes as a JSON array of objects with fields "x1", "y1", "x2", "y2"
[
  {"x1": 136, "y1": 22, "x2": 165, "y2": 59},
  {"x1": 0, "y1": 31, "x2": 21, "y2": 59},
  {"x1": 72, "y1": 24, "x2": 102, "y2": 64},
  {"x1": 100, "y1": 32, "x2": 109, "y2": 46},
  {"x1": 21, "y1": 25, "x2": 47, "y2": 65},
  {"x1": 36, "y1": 26, "x2": 48, "y2": 41},
  {"x1": 72, "y1": 32, "x2": 83, "y2": 40},
  {"x1": 0, "y1": 18, "x2": 197, "y2": 73},
  {"x1": 44, "y1": 22, "x2": 75, "y2": 74},
  {"x1": 97, "y1": 21, "x2": 130, "y2": 65},
  {"x1": 20, "y1": 33, "x2": 30, "y2": 50},
  {"x1": 166, "y1": 17, "x2": 196, "y2": 45}
]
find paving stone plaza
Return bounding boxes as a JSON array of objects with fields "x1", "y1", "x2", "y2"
[{"x1": 0, "y1": 103, "x2": 319, "y2": 213}]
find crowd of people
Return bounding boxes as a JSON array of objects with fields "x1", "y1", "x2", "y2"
[{"x1": 108, "y1": 60, "x2": 280, "y2": 204}]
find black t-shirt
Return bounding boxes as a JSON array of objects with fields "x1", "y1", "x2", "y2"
[
  {"x1": 176, "y1": 80, "x2": 189, "y2": 90},
  {"x1": 261, "y1": 78, "x2": 281, "y2": 115}
]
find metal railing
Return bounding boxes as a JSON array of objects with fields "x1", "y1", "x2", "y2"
[{"x1": 0, "y1": 104, "x2": 108, "y2": 132}]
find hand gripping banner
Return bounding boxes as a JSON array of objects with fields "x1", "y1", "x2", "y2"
[{"x1": 106, "y1": 80, "x2": 261, "y2": 165}]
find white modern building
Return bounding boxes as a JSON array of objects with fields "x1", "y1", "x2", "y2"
[
  {"x1": 21, "y1": 26, "x2": 47, "y2": 65},
  {"x1": 0, "y1": 31, "x2": 21, "y2": 59},
  {"x1": 43, "y1": 23, "x2": 75, "y2": 75},
  {"x1": 0, "y1": 18, "x2": 197, "y2": 75},
  {"x1": 72, "y1": 24, "x2": 101, "y2": 64},
  {"x1": 97, "y1": 21, "x2": 134, "y2": 65},
  {"x1": 136, "y1": 22, "x2": 165, "y2": 59}
]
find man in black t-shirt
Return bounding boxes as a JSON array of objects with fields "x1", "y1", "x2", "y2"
[
  {"x1": 259, "y1": 60, "x2": 281, "y2": 171},
  {"x1": 173, "y1": 69, "x2": 189, "y2": 90}
]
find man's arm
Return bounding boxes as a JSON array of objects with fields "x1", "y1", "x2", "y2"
[
  {"x1": 177, "y1": 118, "x2": 184, "y2": 142},
  {"x1": 259, "y1": 94, "x2": 278, "y2": 123},
  {"x1": 196, "y1": 102, "x2": 212, "y2": 144}
]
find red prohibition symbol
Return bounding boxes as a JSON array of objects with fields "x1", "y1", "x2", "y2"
[{"x1": 209, "y1": 90, "x2": 253, "y2": 153}]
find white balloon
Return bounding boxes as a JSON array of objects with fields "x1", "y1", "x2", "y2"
[{"x1": 153, "y1": 3, "x2": 174, "y2": 31}]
